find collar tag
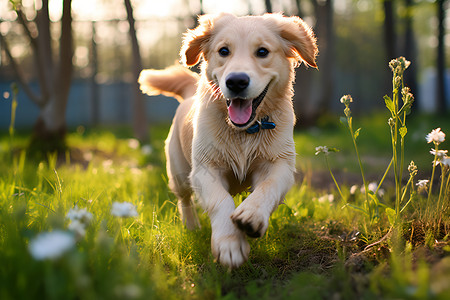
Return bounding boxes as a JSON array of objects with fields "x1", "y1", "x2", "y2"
[{"x1": 246, "y1": 116, "x2": 276, "y2": 134}]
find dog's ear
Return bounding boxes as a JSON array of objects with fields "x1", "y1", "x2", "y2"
[
  {"x1": 271, "y1": 14, "x2": 318, "y2": 68},
  {"x1": 181, "y1": 13, "x2": 234, "y2": 66},
  {"x1": 180, "y1": 15, "x2": 214, "y2": 66}
]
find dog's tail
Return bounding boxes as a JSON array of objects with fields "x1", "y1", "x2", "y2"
[{"x1": 138, "y1": 65, "x2": 199, "y2": 103}]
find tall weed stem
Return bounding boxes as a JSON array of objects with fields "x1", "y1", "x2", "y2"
[
  {"x1": 324, "y1": 154, "x2": 345, "y2": 201},
  {"x1": 9, "y1": 83, "x2": 19, "y2": 152}
]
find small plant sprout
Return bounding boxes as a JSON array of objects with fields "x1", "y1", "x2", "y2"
[
  {"x1": 339, "y1": 94, "x2": 377, "y2": 223},
  {"x1": 315, "y1": 146, "x2": 344, "y2": 200},
  {"x1": 8, "y1": 83, "x2": 19, "y2": 152},
  {"x1": 396, "y1": 161, "x2": 418, "y2": 216},
  {"x1": 111, "y1": 201, "x2": 138, "y2": 218},
  {"x1": 29, "y1": 230, "x2": 76, "y2": 260}
]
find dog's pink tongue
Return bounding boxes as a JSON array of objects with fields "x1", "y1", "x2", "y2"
[{"x1": 228, "y1": 99, "x2": 252, "y2": 125}]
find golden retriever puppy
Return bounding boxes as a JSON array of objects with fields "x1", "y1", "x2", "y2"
[{"x1": 139, "y1": 13, "x2": 317, "y2": 268}]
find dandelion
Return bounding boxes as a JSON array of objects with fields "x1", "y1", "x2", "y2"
[
  {"x1": 29, "y1": 230, "x2": 75, "y2": 260},
  {"x1": 416, "y1": 180, "x2": 429, "y2": 193},
  {"x1": 426, "y1": 128, "x2": 446, "y2": 145},
  {"x1": 111, "y1": 201, "x2": 138, "y2": 218},
  {"x1": 315, "y1": 146, "x2": 329, "y2": 155}
]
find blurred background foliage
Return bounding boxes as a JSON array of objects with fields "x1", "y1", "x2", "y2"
[{"x1": 0, "y1": 0, "x2": 449, "y2": 146}]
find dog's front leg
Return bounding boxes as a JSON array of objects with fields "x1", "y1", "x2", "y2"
[
  {"x1": 231, "y1": 158, "x2": 295, "y2": 238},
  {"x1": 190, "y1": 165, "x2": 250, "y2": 268}
]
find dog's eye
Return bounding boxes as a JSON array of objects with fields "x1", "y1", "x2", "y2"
[
  {"x1": 218, "y1": 47, "x2": 230, "y2": 57},
  {"x1": 256, "y1": 47, "x2": 269, "y2": 58}
]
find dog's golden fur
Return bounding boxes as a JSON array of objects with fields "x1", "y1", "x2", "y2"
[{"x1": 139, "y1": 13, "x2": 317, "y2": 268}]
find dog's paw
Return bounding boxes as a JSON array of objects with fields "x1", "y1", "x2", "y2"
[
  {"x1": 211, "y1": 233, "x2": 250, "y2": 269},
  {"x1": 231, "y1": 204, "x2": 269, "y2": 238}
]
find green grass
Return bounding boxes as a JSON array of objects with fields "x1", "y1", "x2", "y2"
[{"x1": 0, "y1": 114, "x2": 449, "y2": 299}]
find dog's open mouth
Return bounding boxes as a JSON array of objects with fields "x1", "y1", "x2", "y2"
[{"x1": 226, "y1": 84, "x2": 269, "y2": 127}]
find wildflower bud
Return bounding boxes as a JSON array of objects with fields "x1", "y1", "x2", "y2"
[
  {"x1": 388, "y1": 118, "x2": 395, "y2": 127},
  {"x1": 344, "y1": 107, "x2": 351, "y2": 118},
  {"x1": 389, "y1": 59, "x2": 400, "y2": 73},
  {"x1": 408, "y1": 161, "x2": 417, "y2": 176},
  {"x1": 394, "y1": 76, "x2": 402, "y2": 88},
  {"x1": 340, "y1": 95, "x2": 353, "y2": 106},
  {"x1": 315, "y1": 146, "x2": 329, "y2": 155},
  {"x1": 406, "y1": 93, "x2": 414, "y2": 106},
  {"x1": 398, "y1": 56, "x2": 411, "y2": 70},
  {"x1": 401, "y1": 87, "x2": 411, "y2": 96}
]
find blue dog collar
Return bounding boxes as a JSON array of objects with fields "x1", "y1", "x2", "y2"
[{"x1": 246, "y1": 116, "x2": 276, "y2": 134}]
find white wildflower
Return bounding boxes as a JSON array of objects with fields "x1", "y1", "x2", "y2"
[
  {"x1": 426, "y1": 128, "x2": 446, "y2": 144},
  {"x1": 441, "y1": 156, "x2": 450, "y2": 167},
  {"x1": 111, "y1": 201, "x2": 138, "y2": 218},
  {"x1": 416, "y1": 179, "x2": 429, "y2": 193},
  {"x1": 350, "y1": 185, "x2": 358, "y2": 195},
  {"x1": 68, "y1": 220, "x2": 87, "y2": 238},
  {"x1": 66, "y1": 207, "x2": 93, "y2": 238},
  {"x1": 315, "y1": 146, "x2": 329, "y2": 155},
  {"x1": 141, "y1": 145, "x2": 153, "y2": 156},
  {"x1": 430, "y1": 148, "x2": 448, "y2": 158},
  {"x1": 361, "y1": 182, "x2": 384, "y2": 197},
  {"x1": 115, "y1": 284, "x2": 142, "y2": 299},
  {"x1": 128, "y1": 138, "x2": 140, "y2": 150},
  {"x1": 66, "y1": 207, "x2": 93, "y2": 224},
  {"x1": 102, "y1": 159, "x2": 113, "y2": 168},
  {"x1": 340, "y1": 95, "x2": 353, "y2": 105},
  {"x1": 29, "y1": 230, "x2": 75, "y2": 260},
  {"x1": 318, "y1": 194, "x2": 334, "y2": 204}
]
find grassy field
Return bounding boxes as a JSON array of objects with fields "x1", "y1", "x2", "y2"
[{"x1": 0, "y1": 107, "x2": 449, "y2": 299}]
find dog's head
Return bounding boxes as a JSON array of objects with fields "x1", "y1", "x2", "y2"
[{"x1": 181, "y1": 13, "x2": 318, "y2": 130}]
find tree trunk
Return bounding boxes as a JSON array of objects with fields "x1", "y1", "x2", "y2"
[
  {"x1": 31, "y1": 0, "x2": 73, "y2": 149},
  {"x1": 2, "y1": 0, "x2": 74, "y2": 154},
  {"x1": 436, "y1": 0, "x2": 447, "y2": 112},
  {"x1": 293, "y1": 0, "x2": 334, "y2": 127},
  {"x1": 124, "y1": 0, "x2": 149, "y2": 143},
  {"x1": 383, "y1": 0, "x2": 396, "y2": 61},
  {"x1": 265, "y1": 0, "x2": 272, "y2": 13},
  {"x1": 90, "y1": 22, "x2": 100, "y2": 125}
]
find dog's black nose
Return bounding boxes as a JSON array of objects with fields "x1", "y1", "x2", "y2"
[{"x1": 226, "y1": 73, "x2": 250, "y2": 94}]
